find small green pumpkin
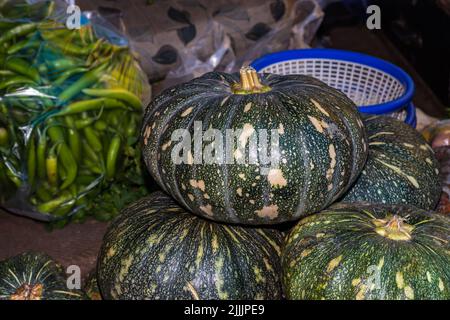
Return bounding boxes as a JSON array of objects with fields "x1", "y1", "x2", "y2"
[
  {"x1": 342, "y1": 116, "x2": 441, "y2": 210},
  {"x1": 97, "y1": 192, "x2": 283, "y2": 300},
  {"x1": 141, "y1": 67, "x2": 367, "y2": 225},
  {"x1": 282, "y1": 203, "x2": 450, "y2": 300},
  {"x1": 83, "y1": 271, "x2": 102, "y2": 300},
  {"x1": 0, "y1": 252, "x2": 85, "y2": 300}
]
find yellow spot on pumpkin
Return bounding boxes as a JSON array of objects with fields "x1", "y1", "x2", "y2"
[
  {"x1": 255, "y1": 204, "x2": 279, "y2": 219},
  {"x1": 311, "y1": 99, "x2": 330, "y2": 116},
  {"x1": 308, "y1": 116, "x2": 324, "y2": 133},
  {"x1": 438, "y1": 278, "x2": 444, "y2": 291},
  {"x1": 326, "y1": 144, "x2": 337, "y2": 181},
  {"x1": 425, "y1": 158, "x2": 432, "y2": 165},
  {"x1": 181, "y1": 107, "x2": 193, "y2": 117},
  {"x1": 267, "y1": 168, "x2": 287, "y2": 188},
  {"x1": 396, "y1": 272, "x2": 405, "y2": 289},
  {"x1": 236, "y1": 188, "x2": 243, "y2": 196},
  {"x1": 239, "y1": 123, "x2": 255, "y2": 147},
  {"x1": 278, "y1": 123, "x2": 285, "y2": 134},
  {"x1": 188, "y1": 194, "x2": 194, "y2": 201},
  {"x1": 375, "y1": 159, "x2": 420, "y2": 188},
  {"x1": 161, "y1": 140, "x2": 172, "y2": 151},
  {"x1": 211, "y1": 234, "x2": 219, "y2": 253},
  {"x1": 369, "y1": 131, "x2": 394, "y2": 139},
  {"x1": 404, "y1": 286, "x2": 414, "y2": 299},
  {"x1": 300, "y1": 249, "x2": 312, "y2": 258},
  {"x1": 352, "y1": 278, "x2": 361, "y2": 286},
  {"x1": 238, "y1": 173, "x2": 246, "y2": 180},
  {"x1": 200, "y1": 204, "x2": 213, "y2": 216},
  {"x1": 326, "y1": 255, "x2": 343, "y2": 273},
  {"x1": 189, "y1": 179, "x2": 206, "y2": 191},
  {"x1": 107, "y1": 247, "x2": 116, "y2": 258},
  {"x1": 244, "y1": 102, "x2": 252, "y2": 112},
  {"x1": 356, "y1": 284, "x2": 367, "y2": 300}
]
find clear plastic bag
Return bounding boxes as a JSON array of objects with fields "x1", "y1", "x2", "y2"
[
  {"x1": 77, "y1": 0, "x2": 324, "y2": 91},
  {"x1": 0, "y1": 0, "x2": 152, "y2": 224}
]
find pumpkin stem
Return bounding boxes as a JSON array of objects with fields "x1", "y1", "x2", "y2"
[
  {"x1": 373, "y1": 214, "x2": 413, "y2": 241},
  {"x1": 232, "y1": 66, "x2": 271, "y2": 94},
  {"x1": 10, "y1": 283, "x2": 43, "y2": 300}
]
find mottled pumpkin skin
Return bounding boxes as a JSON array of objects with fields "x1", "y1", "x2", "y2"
[
  {"x1": 97, "y1": 192, "x2": 283, "y2": 300},
  {"x1": 342, "y1": 116, "x2": 441, "y2": 210},
  {"x1": 282, "y1": 203, "x2": 450, "y2": 300},
  {"x1": 0, "y1": 252, "x2": 85, "y2": 300},
  {"x1": 84, "y1": 271, "x2": 102, "y2": 300},
  {"x1": 141, "y1": 72, "x2": 367, "y2": 225}
]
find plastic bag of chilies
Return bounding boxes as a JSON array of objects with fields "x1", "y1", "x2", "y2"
[{"x1": 0, "y1": 0, "x2": 152, "y2": 226}]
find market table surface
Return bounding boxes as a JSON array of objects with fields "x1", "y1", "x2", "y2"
[
  {"x1": 0, "y1": 24, "x2": 445, "y2": 279},
  {"x1": 0, "y1": 210, "x2": 109, "y2": 281}
]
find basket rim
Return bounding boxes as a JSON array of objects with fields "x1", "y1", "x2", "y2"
[{"x1": 250, "y1": 48, "x2": 415, "y2": 114}]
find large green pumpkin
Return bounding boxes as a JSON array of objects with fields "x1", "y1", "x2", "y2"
[
  {"x1": 141, "y1": 67, "x2": 367, "y2": 225},
  {"x1": 0, "y1": 252, "x2": 85, "y2": 300},
  {"x1": 342, "y1": 116, "x2": 441, "y2": 210},
  {"x1": 282, "y1": 203, "x2": 450, "y2": 300},
  {"x1": 97, "y1": 192, "x2": 283, "y2": 300}
]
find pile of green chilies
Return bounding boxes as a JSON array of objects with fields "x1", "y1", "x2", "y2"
[{"x1": 0, "y1": 0, "x2": 151, "y2": 225}]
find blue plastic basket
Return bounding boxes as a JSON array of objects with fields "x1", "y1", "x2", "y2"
[{"x1": 251, "y1": 49, "x2": 417, "y2": 127}]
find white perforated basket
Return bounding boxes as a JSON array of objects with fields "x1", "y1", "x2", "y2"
[{"x1": 250, "y1": 49, "x2": 416, "y2": 127}]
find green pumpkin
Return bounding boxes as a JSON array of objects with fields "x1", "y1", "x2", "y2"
[
  {"x1": 282, "y1": 203, "x2": 450, "y2": 300},
  {"x1": 0, "y1": 252, "x2": 85, "y2": 300},
  {"x1": 97, "y1": 192, "x2": 283, "y2": 300},
  {"x1": 83, "y1": 271, "x2": 102, "y2": 300},
  {"x1": 141, "y1": 67, "x2": 367, "y2": 225},
  {"x1": 342, "y1": 116, "x2": 441, "y2": 210}
]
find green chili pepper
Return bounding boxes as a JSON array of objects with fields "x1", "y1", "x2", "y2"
[
  {"x1": 106, "y1": 135, "x2": 121, "y2": 179},
  {"x1": 27, "y1": 135, "x2": 36, "y2": 187},
  {"x1": 0, "y1": 69, "x2": 14, "y2": 77},
  {"x1": 125, "y1": 114, "x2": 138, "y2": 137},
  {"x1": 0, "y1": 127, "x2": 8, "y2": 146},
  {"x1": 83, "y1": 158, "x2": 103, "y2": 175},
  {"x1": 0, "y1": 23, "x2": 37, "y2": 45},
  {"x1": 0, "y1": 76, "x2": 36, "y2": 90},
  {"x1": 3, "y1": 161, "x2": 21, "y2": 188},
  {"x1": 4, "y1": 57, "x2": 40, "y2": 83},
  {"x1": 36, "y1": 128, "x2": 47, "y2": 179},
  {"x1": 82, "y1": 88, "x2": 142, "y2": 110},
  {"x1": 52, "y1": 41, "x2": 93, "y2": 56},
  {"x1": 35, "y1": 184, "x2": 52, "y2": 202},
  {"x1": 55, "y1": 98, "x2": 127, "y2": 117},
  {"x1": 94, "y1": 120, "x2": 107, "y2": 131},
  {"x1": 7, "y1": 39, "x2": 40, "y2": 55},
  {"x1": 67, "y1": 127, "x2": 81, "y2": 162},
  {"x1": 47, "y1": 123, "x2": 78, "y2": 190},
  {"x1": 46, "y1": 144, "x2": 58, "y2": 187},
  {"x1": 82, "y1": 141, "x2": 99, "y2": 163},
  {"x1": 53, "y1": 67, "x2": 88, "y2": 86},
  {"x1": 37, "y1": 191, "x2": 74, "y2": 214},
  {"x1": 58, "y1": 63, "x2": 108, "y2": 103},
  {"x1": 83, "y1": 126, "x2": 102, "y2": 152}
]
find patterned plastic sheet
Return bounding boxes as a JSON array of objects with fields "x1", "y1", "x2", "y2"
[{"x1": 77, "y1": 0, "x2": 324, "y2": 88}]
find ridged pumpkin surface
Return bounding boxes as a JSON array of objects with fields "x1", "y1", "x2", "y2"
[
  {"x1": 141, "y1": 71, "x2": 367, "y2": 224},
  {"x1": 97, "y1": 192, "x2": 283, "y2": 300},
  {"x1": 0, "y1": 252, "x2": 85, "y2": 300},
  {"x1": 282, "y1": 203, "x2": 450, "y2": 300},
  {"x1": 343, "y1": 116, "x2": 441, "y2": 210}
]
